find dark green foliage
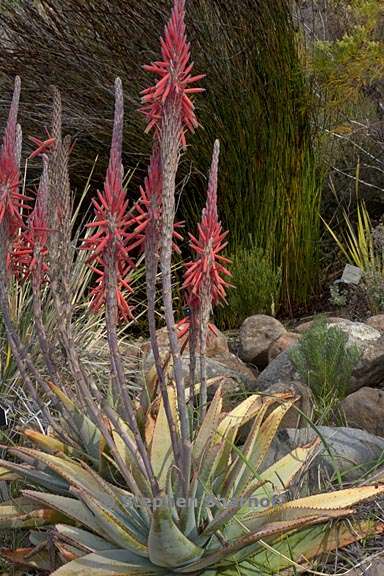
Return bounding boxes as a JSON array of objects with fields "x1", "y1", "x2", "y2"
[
  {"x1": 215, "y1": 244, "x2": 281, "y2": 329},
  {"x1": 0, "y1": 0, "x2": 321, "y2": 316},
  {"x1": 289, "y1": 317, "x2": 361, "y2": 423}
]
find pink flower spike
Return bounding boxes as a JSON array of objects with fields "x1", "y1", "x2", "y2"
[
  {"x1": 140, "y1": 0, "x2": 205, "y2": 144},
  {"x1": 183, "y1": 140, "x2": 232, "y2": 309},
  {"x1": 82, "y1": 78, "x2": 135, "y2": 321},
  {"x1": 0, "y1": 76, "x2": 29, "y2": 238}
]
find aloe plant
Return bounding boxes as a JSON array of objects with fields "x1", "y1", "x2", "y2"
[{"x1": 0, "y1": 2, "x2": 383, "y2": 575}]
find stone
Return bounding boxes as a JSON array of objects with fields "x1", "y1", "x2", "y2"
[
  {"x1": 366, "y1": 314, "x2": 384, "y2": 332},
  {"x1": 143, "y1": 351, "x2": 258, "y2": 393},
  {"x1": 256, "y1": 319, "x2": 384, "y2": 394},
  {"x1": 264, "y1": 427, "x2": 384, "y2": 483},
  {"x1": 141, "y1": 324, "x2": 229, "y2": 358},
  {"x1": 239, "y1": 314, "x2": 286, "y2": 367},
  {"x1": 263, "y1": 381, "x2": 313, "y2": 428},
  {"x1": 295, "y1": 316, "x2": 350, "y2": 334},
  {"x1": 340, "y1": 387, "x2": 384, "y2": 437},
  {"x1": 268, "y1": 332, "x2": 301, "y2": 363}
]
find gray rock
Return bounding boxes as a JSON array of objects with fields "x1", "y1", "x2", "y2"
[
  {"x1": 144, "y1": 351, "x2": 258, "y2": 392},
  {"x1": 264, "y1": 426, "x2": 384, "y2": 483},
  {"x1": 340, "y1": 387, "x2": 384, "y2": 437},
  {"x1": 239, "y1": 315, "x2": 286, "y2": 367},
  {"x1": 256, "y1": 319, "x2": 384, "y2": 393}
]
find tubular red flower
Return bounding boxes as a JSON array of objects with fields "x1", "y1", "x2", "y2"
[
  {"x1": 129, "y1": 147, "x2": 183, "y2": 254},
  {"x1": 11, "y1": 154, "x2": 50, "y2": 282},
  {"x1": 82, "y1": 78, "x2": 134, "y2": 320},
  {"x1": 183, "y1": 140, "x2": 232, "y2": 308},
  {"x1": 140, "y1": 0, "x2": 205, "y2": 144},
  {"x1": 0, "y1": 77, "x2": 29, "y2": 238}
]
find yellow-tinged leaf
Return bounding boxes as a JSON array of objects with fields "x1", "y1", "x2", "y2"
[
  {"x1": 193, "y1": 387, "x2": 223, "y2": 464},
  {"x1": 279, "y1": 483, "x2": 384, "y2": 511},
  {"x1": 0, "y1": 465, "x2": 18, "y2": 481},
  {"x1": 150, "y1": 386, "x2": 178, "y2": 490},
  {"x1": 23, "y1": 429, "x2": 75, "y2": 456}
]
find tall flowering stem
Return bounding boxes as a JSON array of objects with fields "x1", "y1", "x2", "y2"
[
  {"x1": 184, "y1": 140, "x2": 232, "y2": 419},
  {"x1": 85, "y1": 78, "x2": 159, "y2": 497},
  {"x1": 141, "y1": 0, "x2": 205, "y2": 493}
]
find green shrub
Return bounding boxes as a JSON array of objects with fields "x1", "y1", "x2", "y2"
[
  {"x1": 215, "y1": 244, "x2": 281, "y2": 329},
  {"x1": 289, "y1": 317, "x2": 361, "y2": 423}
]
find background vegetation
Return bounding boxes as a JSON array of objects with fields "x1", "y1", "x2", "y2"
[{"x1": 0, "y1": 0, "x2": 322, "y2": 324}]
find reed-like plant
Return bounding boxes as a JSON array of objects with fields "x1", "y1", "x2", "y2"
[{"x1": 0, "y1": 2, "x2": 383, "y2": 575}]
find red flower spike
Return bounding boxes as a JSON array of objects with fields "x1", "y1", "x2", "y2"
[
  {"x1": 82, "y1": 78, "x2": 134, "y2": 320},
  {"x1": 128, "y1": 147, "x2": 183, "y2": 253},
  {"x1": 0, "y1": 76, "x2": 29, "y2": 238},
  {"x1": 183, "y1": 140, "x2": 232, "y2": 309},
  {"x1": 140, "y1": 0, "x2": 205, "y2": 144},
  {"x1": 11, "y1": 154, "x2": 50, "y2": 282},
  {"x1": 28, "y1": 131, "x2": 56, "y2": 159}
]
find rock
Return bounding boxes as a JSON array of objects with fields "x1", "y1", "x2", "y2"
[
  {"x1": 268, "y1": 332, "x2": 301, "y2": 363},
  {"x1": 256, "y1": 319, "x2": 384, "y2": 394},
  {"x1": 263, "y1": 381, "x2": 313, "y2": 428},
  {"x1": 254, "y1": 350, "x2": 298, "y2": 391},
  {"x1": 264, "y1": 427, "x2": 384, "y2": 483},
  {"x1": 141, "y1": 325, "x2": 229, "y2": 358},
  {"x1": 239, "y1": 315, "x2": 286, "y2": 367},
  {"x1": 295, "y1": 316, "x2": 349, "y2": 333},
  {"x1": 340, "y1": 387, "x2": 384, "y2": 437},
  {"x1": 143, "y1": 351, "x2": 258, "y2": 393},
  {"x1": 366, "y1": 314, "x2": 384, "y2": 332}
]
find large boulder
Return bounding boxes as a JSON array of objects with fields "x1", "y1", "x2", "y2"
[
  {"x1": 268, "y1": 332, "x2": 301, "y2": 363},
  {"x1": 264, "y1": 427, "x2": 384, "y2": 483},
  {"x1": 239, "y1": 315, "x2": 286, "y2": 367},
  {"x1": 141, "y1": 325, "x2": 229, "y2": 358},
  {"x1": 143, "y1": 351, "x2": 258, "y2": 393},
  {"x1": 366, "y1": 314, "x2": 384, "y2": 332},
  {"x1": 340, "y1": 387, "x2": 384, "y2": 437},
  {"x1": 256, "y1": 319, "x2": 384, "y2": 394}
]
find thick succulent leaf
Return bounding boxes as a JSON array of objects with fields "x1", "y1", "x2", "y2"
[
  {"x1": 255, "y1": 441, "x2": 320, "y2": 495},
  {"x1": 23, "y1": 429, "x2": 76, "y2": 456},
  {"x1": 72, "y1": 486, "x2": 149, "y2": 556},
  {"x1": 229, "y1": 519, "x2": 384, "y2": 573},
  {"x1": 0, "y1": 495, "x2": 65, "y2": 529},
  {"x1": 221, "y1": 400, "x2": 273, "y2": 497},
  {"x1": 177, "y1": 514, "x2": 333, "y2": 573},
  {"x1": 216, "y1": 392, "x2": 294, "y2": 440},
  {"x1": 22, "y1": 490, "x2": 105, "y2": 536},
  {"x1": 0, "y1": 547, "x2": 51, "y2": 571},
  {"x1": 148, "y1": 503, "x2": 204, "y2": 568},
  {"x1": 109, "y1": 412, "x2": 152, "y2": 497},
  {"x1": 49, "y1": 382, "x2": 103, "y2": 463},
  {"x1": 0, "y1": 457, "x2": 69, "y2": 494},
  {"x1": 54, "y1": 524, "x2": 115, "y2": 553},
  {"x1": 150, "y1": 386, "x2": 178, "y2": 489},
  {"x1": 215, "y1": 395, "x2": 264, "y2": 438},
  {"x1": 0, "y1": 465, "x2": 18, "y2": 481},
  {"x1": 278, "y1": 483, "x2": 384, "y2": 512},
  {"x1": 226, "y1": 483, "x2": 384, "y2": 539},
  {"x1": 10, "y1": 447, "x2": 118, "y2": 508},
  {"x1": 50, "y1": 549, "x2": 165, "y2": 576},
  {"x1": 193, "y1": 387, "x2": 223, "y2": 467},
  {"x1": 241, "y1": 399, "x2": 297, "y2": 480}
]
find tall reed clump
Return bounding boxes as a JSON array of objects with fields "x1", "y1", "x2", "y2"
[
  {"x1": 0, "y1": 0, "x2": 322, "y2": 319},
  {"x1": 0, "y1": 3, "x2": 382, "y2": 575}
]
